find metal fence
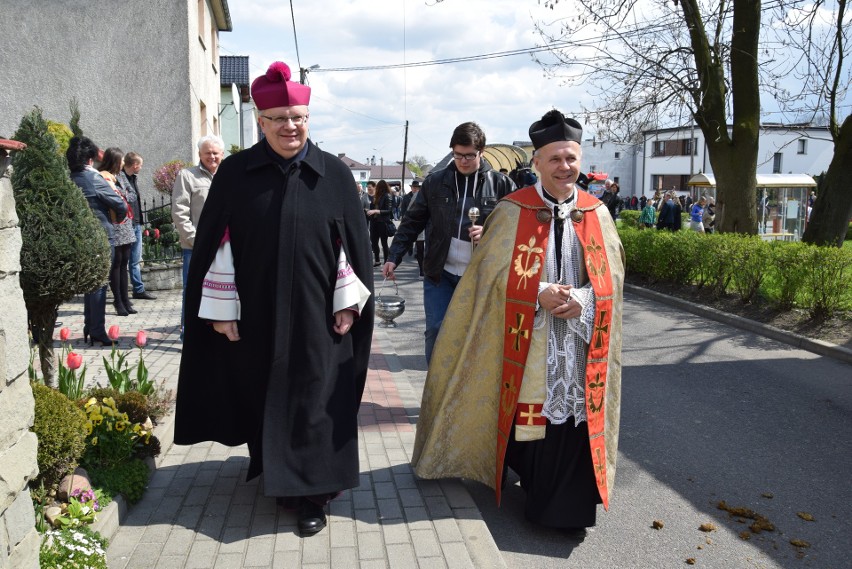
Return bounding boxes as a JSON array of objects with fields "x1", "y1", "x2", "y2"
[{"x1": 140, "y1": 195, "x2": 181, "y2": 263}]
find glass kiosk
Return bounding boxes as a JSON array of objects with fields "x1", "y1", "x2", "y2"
[{"x1": 687, "y1": 173, "x2": 816, "y2": 241}]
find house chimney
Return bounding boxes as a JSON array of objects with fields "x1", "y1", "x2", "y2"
[{"x1": 338, "y1": 153, "x2": 345, "y2": 159}]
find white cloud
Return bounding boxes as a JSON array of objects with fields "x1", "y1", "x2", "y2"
[{"x1": 220, "y1": 0, "x2": 596, "y2": 165}]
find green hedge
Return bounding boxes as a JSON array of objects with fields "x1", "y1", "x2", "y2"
[{"x1": 619, "y1": 227, "x2": 852, "y2": 317}]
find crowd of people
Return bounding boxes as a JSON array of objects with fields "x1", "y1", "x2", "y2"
[{"x1": 66, "y1": 138, "x2": 157, "y2": 345}]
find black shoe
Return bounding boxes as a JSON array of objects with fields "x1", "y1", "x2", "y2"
[
  {"x1": 133, "y1": 291, "x2": 157, "y2": 300},
  {"x1": 373, "y1": 261, "x2": 381, "y2": 267},
  {"x1": 88, "y1": 333, "x2": 112, "y2": 347},
  {"x1": 113, "y1": 302, "x2": 129, "y2": 316},
  {"x1": 124, "y1": 302, "x2": 138, "y2": 315},
  {"x1": 297, "y1": 499, "x2": 327, "y2": 536}
]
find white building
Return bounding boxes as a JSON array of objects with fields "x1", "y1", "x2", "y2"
[{"x1": 639, "y1": 124, "x2": 834, "y2": 197}]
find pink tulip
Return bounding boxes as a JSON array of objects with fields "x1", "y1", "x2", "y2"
[
  {"x1": 107, "y1": 325, "x2": 120, "y2": 341},
  {"x1": 59, "y1": 327, "x2": 70, "y2": 341},
  {"x1": 135, "y1": 330, "x2": 148, "y2": 348},
  {"x1": 143, "y1": 229, "x2": 150, "y2": 237},
  {"x1": 66, "y1": 352, "x2": 83, "y2": 370},
  {"x1": 153, "y1": 228, "x2": 161, "y2": 239}
]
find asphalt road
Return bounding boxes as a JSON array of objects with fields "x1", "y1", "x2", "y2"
[{"x1": 376, "y1": 253, "x2": 852, "y2": 569}]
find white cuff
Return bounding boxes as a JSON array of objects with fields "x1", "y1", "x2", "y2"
[
  {"x1": 333, "y1": 249, "x2": 371, "y2": 315},
  {"x1": 199, "y1": 240, "x2": 241, "y2": 321}
]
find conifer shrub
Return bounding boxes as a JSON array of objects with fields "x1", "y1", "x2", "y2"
[
  {"x1": 31, "y1": 383, "x2": 87, "y2": 491},
  {"x1": 12, "y1": 108, "x2": 111, "y2": 384}
]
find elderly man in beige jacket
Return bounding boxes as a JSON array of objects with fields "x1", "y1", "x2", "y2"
[{"x1": 172, "y1": 134, "x2": 225, "y2": 339}]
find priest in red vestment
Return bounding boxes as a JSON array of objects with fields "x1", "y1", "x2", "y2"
[{"x1": 411, "y1": 109, "x2": 624, "y2": 535}]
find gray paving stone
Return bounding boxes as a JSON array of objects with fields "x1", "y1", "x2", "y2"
[
  {"x1": 161, "y1": 527, "x2": 196, "y2": 555},
  {"x1": 386, "y1": 543, "x2": 418, "y2": 568},
  {"x1": 175, "y1": 504, "x2": 204, "y2": 528},
  {"x1": 181, "y1": 485, "x2": 210, "y2": 506},
  {"x1": 441, "y1": 541, "x2": 476, "y2": 569},
  {"x1": 424, "y1": 495, "x2": 452, "y2": 518},
  {"x1": 125, "y1": 543, "x2": 164, "y2": 569},
  {"x1": 432, "y1": 517, "x2": 464, "y2": 543},
  {"x1": 218, "y1": 526, "x2": 248, "y2": 554},
  {"x1": 139, "y1": 523, "x2": 173, "y2": 543},
  {"x1": 212, "y1": 552, "x2": 243, "y2": 569},
  {"x1": 154, "y1": 555, "x2": 187, "y2": 569},
  {"x1": 440, "y1": 480, "x2": 477, "y2": 509},
  {"x1": 330, "y1": 546, "x2": 359, "y2": 569},
  {"x1": 329, "y1": 519, "x2": 356, "y2": 548},
  {"x1": 186, "y1": 540, "x2": 219, "y2": 569},
  {"x1": 242, "y1": 536, "x2": 274, "y2": 567},
  {"x1": 372, "y1": 481, "x2": 396, "y2": 500},
  {"x1": 273, "y1": 549, "x2": 302, "y2": 566},
  {"x1": 359, "y1": 560, "x2": 389, "y2": 569},
  {"x1": 301, "y1": 531, "x2": 331, "y2": 565},
  {"x1": 377, "y1": 498, "x2": 403, "y2": 521},
  {"x1": 398, "y1": 488, "x2": 425, "y2": 508},
  {"x1": 352, "y1": 489, "x2": 375, "y2": 510},
  {"x1": 224, "y1": 503, "x2": 253, "y2": 527},
  {"x1": 211, "y1": 475, "x2": 239, "y2": 495},
  {"x1": 249, "y1": 513, "x2": 276, "y2": 537},
  {"x1": 274, "y1": 528, "x2": 302, "y2": 551},
  {"x1": 381, "y1": 521, "x2": 411, "y2": 545},
  {"x1": 357, "y1": 530, "x2": 385, "y2": 559},
  {"x1": 411, "y1": 528, "x2": 442, "y2": 557}
]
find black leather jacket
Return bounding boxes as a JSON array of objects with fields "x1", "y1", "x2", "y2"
[{"x1": 388, "y1": 161, "x2": 515, "y2": 282}]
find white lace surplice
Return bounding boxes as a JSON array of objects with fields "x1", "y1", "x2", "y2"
[{"x1": 533, "y1": 185, "x2": 596, "y2": 426}]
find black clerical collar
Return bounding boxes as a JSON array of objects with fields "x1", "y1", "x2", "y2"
[
  {"x1": 541, "y1": 187, "x2": 575, "y2": 205},
  {"x1": 264, "y1": 139, "x2": 309, "y2": 169}
]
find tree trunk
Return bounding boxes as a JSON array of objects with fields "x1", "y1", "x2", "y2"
[
  {"x1": 706, "y1": 139, "x2": 759, "y2": 234},
  {"x1": 802, "y1": 114, "x2": 852, "y2": 247},
  {"x1": 31, "y1": 307, "x2": 58, "y2": 387}
]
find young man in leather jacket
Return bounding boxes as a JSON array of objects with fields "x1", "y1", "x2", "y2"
[{"x1": 383, "y1": 122, "x2": 516, "y2": 362}]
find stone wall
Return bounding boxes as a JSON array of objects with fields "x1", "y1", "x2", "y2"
[{"x1": 0, "y1": 151, "x2": 40, "y2": 568}]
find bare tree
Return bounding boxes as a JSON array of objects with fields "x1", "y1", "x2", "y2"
[
  {"x1": 529, "y1": 0, "x2": 762, "y2": 233},
  {"x1": 768, "y1": 0, "x2": 851, "y2": 246}
]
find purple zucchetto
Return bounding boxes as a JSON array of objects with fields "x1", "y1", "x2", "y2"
[
  {"x1": 528, "y1": 109, "x2": 583, "y2": 150},
  {"x1": 251, "y1": 61, "x2": 311, "y2": 110}
]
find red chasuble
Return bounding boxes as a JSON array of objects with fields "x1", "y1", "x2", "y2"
[{"x1": 495, "y1": 186, "x2": 616, "y2": 508}]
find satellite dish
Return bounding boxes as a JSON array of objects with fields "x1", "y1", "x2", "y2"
[{"x1": 231, "y1": 83, "x2": 240, "y2": 116}]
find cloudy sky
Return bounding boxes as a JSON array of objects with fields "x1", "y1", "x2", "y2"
[{"x1": 219, "y1": 0, "x2": 589, "y2": 166}]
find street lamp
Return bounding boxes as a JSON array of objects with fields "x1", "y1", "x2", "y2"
[{"x1": 300, "y1": 64, "x2": 320, "y2": 85}]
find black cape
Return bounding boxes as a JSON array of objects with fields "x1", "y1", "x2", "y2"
[{"x1": 174, "y1": 140, "x2": 374, "y2": 497}]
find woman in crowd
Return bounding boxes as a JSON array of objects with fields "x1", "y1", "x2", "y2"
[
  {"x1": 99, "y1": 147, "x2": 137, "y2": 316},
  {"x1": 366, "y1": 179, "x2": 394, "y2": 267},
  {"x1": 66, "y1": 137, "x2": 127, "y2": 345},
  {"x1": 689, "y1": 196, "x2": 707, "y2": 233}
]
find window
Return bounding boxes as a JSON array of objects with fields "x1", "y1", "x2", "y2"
[
  {"x1": 360, "y1": 172, "x2": 366, "y2": 180},
  {"x1": 652, "y1": 140, "x2": 666, "y2": 157},
  {"x1": 211, "y1": 21, "x2": 218, "y2": 68},
  {"x1": 200, "y1": 101, "x2": 207, "y2": 136},
  {"x1": 197, "y1": 0, "x2": 205, "y2": 46},
  {"x1": 614, "y1": 177, "x2": 620, "y2": 184},
  {"x1": 614, "y1": 151, "x2": 621, "y2": 160},
  {"x1": 797, "y1": 139, "x2": 807, "y2": 154},
  {"x1": 681, "y1": 138, "x2": 698, "y2": 156},
  {"x1": 773, "y1": 152, "x2": 783, "y2": 173}
]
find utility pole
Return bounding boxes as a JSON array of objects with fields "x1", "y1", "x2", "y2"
[{"x1": 401, "y1": 120, "x2": 409, "y2": 190}]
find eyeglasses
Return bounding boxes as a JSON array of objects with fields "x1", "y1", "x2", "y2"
[
  {"x1": 261, "y1": 114, "x2": 309, "y2": 126},
  {"x1": 452, "y1": 151, "x2": 479, "y2": 161}
]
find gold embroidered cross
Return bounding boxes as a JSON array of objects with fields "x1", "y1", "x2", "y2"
[
  {"x1": 588, "y1": 371, "x2": 605, "y2": 413},
  {"x1": 508, "y1": 312, "x2": 529, "y2": 351},
  {"x1": 584, "y1": 235, "x2": 608, "y2": 288},
  {"x1": 500, "y1": 375, "x2": 518, "y2": 416},
  {"x1": 593, "y1": 310, "x2": 609, "y2": 349},
  {"x1": 594, "y1": 447, "x2": 605, "y2": 483},
  {"x1": 518, "y1": 404, "x2": 541, "y2": 426}
]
